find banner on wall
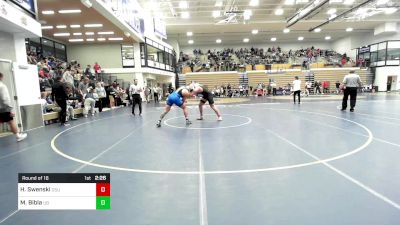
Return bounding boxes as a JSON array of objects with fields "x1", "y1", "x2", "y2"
[
  {"x1": 102, "y1": 0, "x2": 144, "y2": 34},
  {"x1": 10, "y1": 0, "x2": 36, "y2": 16},
  {"x1": 154, "y1": 17, "x2": 167, "y2": 39}
]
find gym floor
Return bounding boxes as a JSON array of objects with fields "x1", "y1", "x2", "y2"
[{"x1": 1, "y1": 93, "x2": 400, "y2": 225}]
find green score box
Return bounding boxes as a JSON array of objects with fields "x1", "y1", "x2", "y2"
[{"x1": 96, "y1": 196, "x2": 111, "y2": 210}]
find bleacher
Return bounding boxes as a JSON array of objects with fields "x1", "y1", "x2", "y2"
[
  {"x1": 182, "y1": 68, "x2": 374, "y2": 92},
  {"x1": 185, "y1": 72, "x2": 240, "y2": 88},
  {"x1": 313, "y1": 69, "x2": 374, "y2": 89}
]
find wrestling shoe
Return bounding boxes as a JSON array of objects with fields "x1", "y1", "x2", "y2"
[{"x1": 156, "y1": 120, "x2": 161, "y2": 127}]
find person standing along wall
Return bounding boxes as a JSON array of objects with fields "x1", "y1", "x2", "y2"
[
  {"x1": 341, "y1": 70, "x2": 362, "y2": 112},
  {"x1": 0, "y1": 73, "x2": 27, "y2": 142}
]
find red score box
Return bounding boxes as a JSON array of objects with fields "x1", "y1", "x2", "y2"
[{"x1": 96, "y1": 183, "x2": 110, "y2": 196}]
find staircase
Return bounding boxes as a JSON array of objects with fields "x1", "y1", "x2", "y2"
[
  {"x1": 239, "y1": 73, "x2": 249, "y2": 87},
  {"x1": 178, "y1": 74, "x2": 186, "y2": 87},
  {"x1": 304, "y1": 70, "x2": 315, "y2": 94}
]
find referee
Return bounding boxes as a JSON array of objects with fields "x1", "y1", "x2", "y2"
[
  {"x1": 129, "y1": 79, "x2": 143, "y2": 116},
  {"x1": 341, "y1": 70, "x2": 362, "y2": 112}
]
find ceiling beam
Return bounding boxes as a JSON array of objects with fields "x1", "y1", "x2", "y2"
[{"x1": 308, "y1": 0, "x2": 375, "y2": 32}]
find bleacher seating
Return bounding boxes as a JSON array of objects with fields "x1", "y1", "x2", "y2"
[{"x1": 185, "y1": 72, "x2": 240, "y2": 88}]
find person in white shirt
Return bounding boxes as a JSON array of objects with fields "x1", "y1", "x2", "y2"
[
  {"x1": 292, "y1": 76, "x2": 302, "y2": 104},
  {"x1": 0, "y1": 72, "x2": 27, "y2": 142},
  {"x1": 95, "y1": 82, "x2": 106, "y2": 112},
  {"x1": 129, "y1": 79, "x2": 143, "y2": 116},
  {"x1": 83, "y1": 87, "x2": 99, "y2": 117},
  {"x1": 62, "y1": 67, "x2": 74, "y2": 87},
  {"x1": 305, "y1": 81, "x2": 312, "y2": 97},
  {"x1": 153, "y1": 85, "x2": 160, "y2": 104}
]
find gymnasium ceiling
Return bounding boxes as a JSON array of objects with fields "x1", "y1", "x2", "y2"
[
  {"x1": 138, "y1": 0, "x2": 400, "y2": 45},
  {"x1": 37, "y1": 0, "x2": 131, "y2": 44}
]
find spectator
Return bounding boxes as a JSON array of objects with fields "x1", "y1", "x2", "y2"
[
  {"x1": 78, "y1": 78, "x2": 90, "y2": 97},
  {"x1": 93, "y1": 62, "x2": 102, "y2": 77},
  {"x1": 95, "y1": 82, "x2": 106, "y2": 112},
  {"x1": 62, "y1": 67, "x2": 74, "y2": 86},
  {"x1": 83, "y1": 87, "x2": 98, "y2": 117},
  {"x1": 84, "y1": 65, "x2": 92, "y2": 79},
  {"x1": 0, "y1": 72, "x2": 27, "y2": 142}
]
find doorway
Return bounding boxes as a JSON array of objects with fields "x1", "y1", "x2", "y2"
[{"x1": 387, "y1": 76, "x2": 397, "y2": 91}]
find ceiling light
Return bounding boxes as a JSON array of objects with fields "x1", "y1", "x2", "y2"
[
  {"x1": 179, "y1": 1, "x2": 188, "y2": 8},
  {"x1": 109, "y1": 37, "x2": 123, "y2": 41},
  {"x1": 42, "y1": 10, "x2": 54, "y2": 15},
  {"x1": 188, "y1": 40, "x2": 194, "y2": 44},
  {"x1": 215, "y1": 1, "x2": 223, "y2": 7},
  {"x1": 98, "y1": 31, "x2": 114, "y2": 35},
  {"x1": 327, "y1": 8, "x2": 336, "y2": 14},
  {"x1": 298, "y1": 36, "x2": 304, "y2": 41},
  {"x1": 296, "y1": 0, "x2": 309, "y2": 3},
  {"x1": 70, "y1": 24, "x2": 81, "y2": 28},
  {"x1": 249, "y1": 0, "x2": 259, "y2": 6},
  {"x1": 252, "y1": 29, "x2": 259, "y2": 34},
  {"x1": 186, "y1": 31, "x2": 193, "y2": 36},
  {"x1": 84, "y1": 24, "x2": 103, "y2": 28},
  {"x1": 73, "y1": 33, "x2": 82, "y2": 36},
  {"x1": 216, "y1": 39, "x2": 222, "y2": 43},
  {"x1": 41, "y1": 26, "x2": 53, "y2": 29},
  {"x1": 56, "y1": 25, "x2": 67, "y2": 29},
  {"x1": 275, "y1": 8, "x2": 284, "y2": 15},
  {"x1": 97, "y1": 38, "x2": 106, "y2": 41},
  {"x1": 181, "y1": 11, "x2": 190, "y2": 18},
  {"x1": 69, "y1": 39, "x2": 84, "y2": 42},
  {"x1": 58, "y1": 9, "x2": 81, "y2": 14},
  {"x1": 284, "y1": 0, "x2": 295, "y2": 4},
  {"x1": 377, "y1": 0, "x2": 389, "y2": 5},
  {"x1": 87, "y1": 38, "x2": 95, "y2": 42},
  {"x1": 343, "y1": 0, "x2": 354, "y2": 4},
  {"x1": 244, "y1": 9, "x2": 252, "y2": 16},
  {"x1": 283, "y1": 28, "x2": 290, "y2": 33},
  {"x1": 346, "y1": 27, "x2": 353, "y2": 32},
  {"x1": 243, "y1": 38, "x2": 249, "y2": 42},
  {"x1": 212, "y1": 10, "x2": 221, "y2": 18},
  {"x1": 314, "y1": 28, "x2": 321, "y2": 32},
  {"x1": 271, "y1": 37, "x2": 277, "y2": 41},
  {"x1": 85, "y1": 32, "x2": 94, "y2": 35},
  {"x1": 325, "y1": 36, "x2": 331, "y2": 40},
  {"x1": 244, "y1": 9, "x2": 252, "y2": 20},
  {"x1": 384, "y1": 8, "x2": 397, "y2": 14},
  {"x1": 54, "y1": 33, "x2": 70, "y2": 36},
  {"x1": 329, "y1": 13, "x2": 337, "y2": 19}
]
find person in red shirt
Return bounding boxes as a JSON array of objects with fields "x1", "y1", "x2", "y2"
[{"x1": 93, "y1": 62, "x2": 101, "y2": 75}]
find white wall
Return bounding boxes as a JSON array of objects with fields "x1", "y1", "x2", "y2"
[
  {"x1": 331, "y1": 36, "x2": 356, "y2": 58},
  {"x1": 67, "y1": 43, "x2": 122, "y2": 68},
  {"x1": 180, "y1": 42, "x2": 332, "y2": 55},
  {"x1": 374, "y1": 66, "x2": 400, "y2": 91},
  {"x1": 332, "y1": 24, "x2": 400, "y2": 55}
]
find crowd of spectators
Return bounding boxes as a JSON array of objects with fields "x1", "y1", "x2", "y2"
[{"x1": 178, "y1": 46, "x2": 352, "y2": 73}]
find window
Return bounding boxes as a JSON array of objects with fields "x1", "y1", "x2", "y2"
[
  {"x1": 121, "y1": 45, "x2": 134, "y2": 68},
  {"x1": 42, "y1": 38, "x2": 55, "y2": 58},
  {"x1": 55, "y1": 43, "x2": 67, "y2": 62}
]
